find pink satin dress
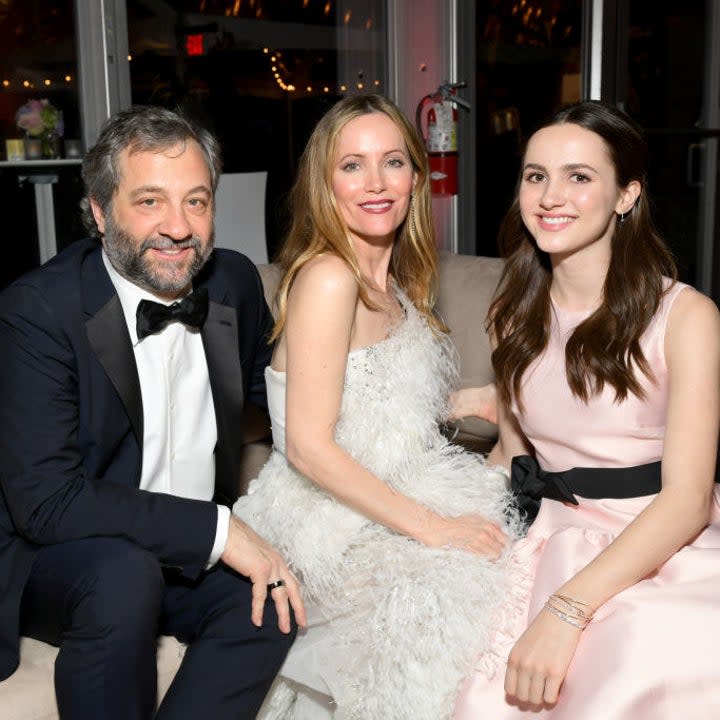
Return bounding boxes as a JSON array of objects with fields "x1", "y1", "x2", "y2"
[{"x1": 454, "y1": 280, "x2": 720, "y2": 719}]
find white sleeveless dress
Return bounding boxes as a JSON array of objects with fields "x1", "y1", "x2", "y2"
[{"x1": 233, "y1": 290, "x2": 521, "y2": 720}]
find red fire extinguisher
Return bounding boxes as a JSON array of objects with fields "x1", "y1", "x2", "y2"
[{"x1": 416, "y1": 82, "x2": 469, "y2": 196}]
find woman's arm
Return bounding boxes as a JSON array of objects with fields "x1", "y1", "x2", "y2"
[
  {"x1": 486, "y1": 394, "x2": 533, "y2": 469},
  {"x1": 283, "y1": 255, "x2": 507, "y2": 557},
  {"x1": 505, "y1": 288, "x2": 720, "y2": 705}
]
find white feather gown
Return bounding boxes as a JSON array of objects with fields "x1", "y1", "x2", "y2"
[{"x1": 233, "y1": 290, "x2": 522, "y2": 720}]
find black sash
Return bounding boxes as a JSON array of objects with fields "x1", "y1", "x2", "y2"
[{"x1": 510, "y1": 455, "x2": 662, "y2": 524}]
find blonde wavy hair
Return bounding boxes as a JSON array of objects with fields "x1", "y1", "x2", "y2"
[{"x1": 270, "y1": 93, "x2": 445, "y2": 341}]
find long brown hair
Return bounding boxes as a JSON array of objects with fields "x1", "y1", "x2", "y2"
[
  {"x1": 270, "y1": 93, "x2": 444, "y2": 341},
  {"x1": 489, "y1": 101, "x2": 677, "y2": 408}
]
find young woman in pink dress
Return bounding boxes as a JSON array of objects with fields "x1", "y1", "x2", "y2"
[{"x1": 454, "y1": 101, "x2": 720, "y2": 718}]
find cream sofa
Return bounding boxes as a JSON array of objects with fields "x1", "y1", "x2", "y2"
[{"x1": 0, "y1": 252, "x2": 503, "y2": 719}]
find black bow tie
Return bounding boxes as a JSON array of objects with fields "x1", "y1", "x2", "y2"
[{"x1": 136, "y1": 287, "x2": 209, "y2": 340}]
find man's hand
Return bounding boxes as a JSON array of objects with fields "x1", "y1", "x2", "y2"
[{"x1": 221, "y1": 516, "x2": 306, "y2": 633}]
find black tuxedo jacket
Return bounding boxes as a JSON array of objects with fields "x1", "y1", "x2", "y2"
[{"x1": 0, "y1": 238, "x2": 273, "y2": 679}]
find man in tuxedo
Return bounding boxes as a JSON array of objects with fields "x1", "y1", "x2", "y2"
[{"x1": 0, "y1": 106, "x2": 305, "y2": 719}]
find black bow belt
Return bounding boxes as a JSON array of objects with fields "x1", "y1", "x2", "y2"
[{"x1": 510, "y1": 455, "x2": 662, "y2": 524}]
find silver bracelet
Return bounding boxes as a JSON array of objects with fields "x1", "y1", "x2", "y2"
[{"x1": 543, "y1": 601, "x2": 589, "y2": 629}]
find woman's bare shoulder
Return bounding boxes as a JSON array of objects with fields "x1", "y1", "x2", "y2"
[
  {"x1": 665, "y1": 285, "x2": 720, "y2": 363},
  {"x1": 292, "y1": 253, "x2": 358, "y2": 300},
  {"x1": 667, "y1": 285, "x2": 720, "y2": 334}
]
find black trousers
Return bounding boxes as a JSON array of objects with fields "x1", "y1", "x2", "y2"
[{"x1": 20, "y1": 537, "x2": 296, "y2": 720}]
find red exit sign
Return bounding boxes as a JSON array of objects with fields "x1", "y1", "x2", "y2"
[{"x1": 186, "y1": 34, "x2": 204, "y2": 56}]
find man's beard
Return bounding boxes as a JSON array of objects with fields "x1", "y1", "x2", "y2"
[{"x1": 103, "y1": 213, "x2": 214, "y2": 296}]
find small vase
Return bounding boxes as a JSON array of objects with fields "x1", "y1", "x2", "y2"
[
  {"x1": 24, "y1": 135, "x2": 42, "y2": 160},
  {"x1": 40, "y1": 131, "x2": 60, "y2": 159}
]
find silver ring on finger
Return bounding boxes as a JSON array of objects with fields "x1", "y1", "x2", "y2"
[{"x1": 267, "y1": 579, "x2": 285, "y2": 591}]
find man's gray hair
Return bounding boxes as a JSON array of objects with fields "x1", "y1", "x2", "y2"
[{"x1": 79, "y1": 106, "x2": 222, "y2": 237}]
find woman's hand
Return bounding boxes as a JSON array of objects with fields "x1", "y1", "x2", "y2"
[
  {"x1": 449, "y1": 383, "x2": 498, "y2": 423},
  {"x1": 504, "y1": 607, "x2": 582, "y2": 706},
  {"x1": 416, "y1": 513, "x2": 508, "y2": 558}
]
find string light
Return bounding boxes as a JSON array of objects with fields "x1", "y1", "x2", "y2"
[
  {"x1": 261, "y1": 44, "x2": 379, "y2": 97},
  {"x1": 265, "y1": 47, "x2": 291, "y2": 91},
  {"x1": 0, "y1": 69, "x2": 376, "y2": 103},
  {"x1": 0, "y1": 72, "x2": 80, "y2": 91}
]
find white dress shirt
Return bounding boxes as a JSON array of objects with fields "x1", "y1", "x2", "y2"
[{"x1": 103, "y1": 252, "x2": 230, "y2": 567}]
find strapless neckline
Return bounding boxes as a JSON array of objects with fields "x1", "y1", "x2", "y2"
[{"x1": 267, "y1": 314, "x2": 409, "y2": 376}]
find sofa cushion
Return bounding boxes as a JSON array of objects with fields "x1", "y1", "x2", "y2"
[{"x1": 256, "y1": 263, "x2": 283, "y2": 319}]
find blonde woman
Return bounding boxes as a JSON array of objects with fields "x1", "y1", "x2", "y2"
[{"x1": 233, "y1": 94, "x2": 520, "y2": 719}]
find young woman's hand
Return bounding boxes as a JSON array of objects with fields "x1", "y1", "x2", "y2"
[
  {"x1": 448, "y1": 383, "x2": 498, "y2": 423},
  {"x1": 504, "y1": 608, "x2": 582, "y2": 706}
]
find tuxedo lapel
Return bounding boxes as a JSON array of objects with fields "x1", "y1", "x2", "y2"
[
  {"x1": 86, "y1": 296, "x2": 144, "y2": 444},
  {"x1": 82, "y1": 250, "x2": 143, "y2": 444},
  {"x1": 203, "y1": 301, "x2": 245, "y2": 503}
]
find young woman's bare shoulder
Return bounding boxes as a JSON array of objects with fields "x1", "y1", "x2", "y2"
[
  {"x1": 666, "y1": 285, "x2": 720, "y2": 348},
  {"x1": 292, "y1": 254, "x2": 359, "y2": 301},
  {"x1": 669, "y1": 285, "x2": 720, "y2": 325}
]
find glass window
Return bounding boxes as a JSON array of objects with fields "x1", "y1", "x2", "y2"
[
  {"x1": 127, "y1": 0, "x2": 387, "y2": 259},
  {"x1": 0, "y1": 0, "x2": 84, "y2": 289},
  {"x1": 474, "y1": 0, "x2": 583, "y2": 256},
  {"x1": 0, "y1": 0, "x2": 81, "y2": 147},
  {"x1": 624, "y1": 0, "x2": 719, "y2": 292}
]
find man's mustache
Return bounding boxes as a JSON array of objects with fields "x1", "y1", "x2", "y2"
[{"x1": 139, "y1": 237, "x2": 202, "y2": 252}]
